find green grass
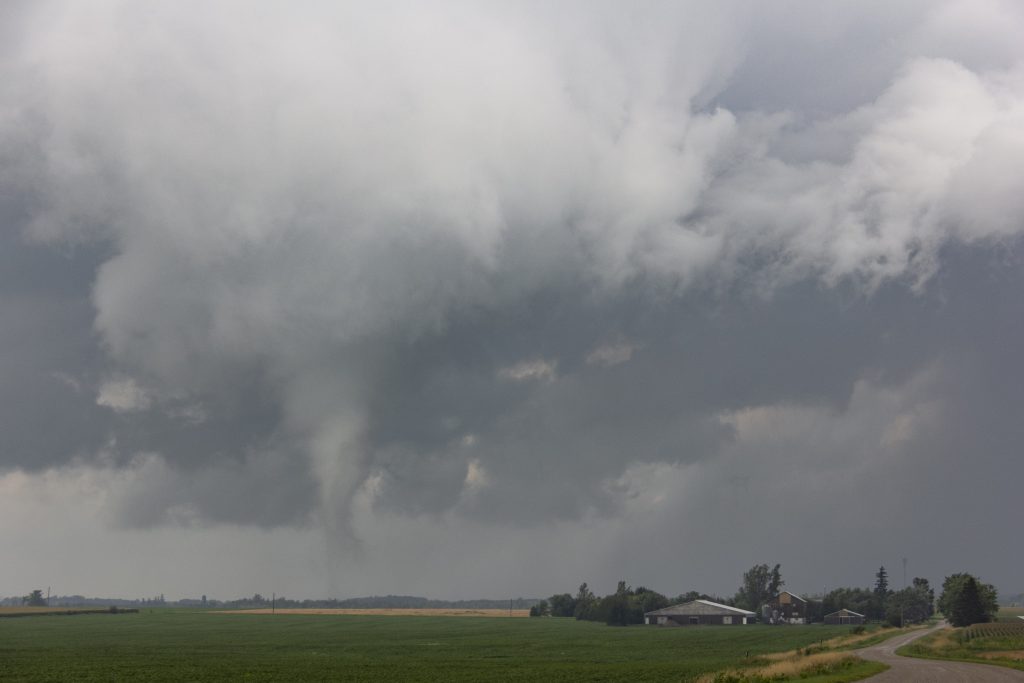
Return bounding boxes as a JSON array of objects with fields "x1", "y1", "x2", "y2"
[
  {"x1": 800, "y1": 661, "x2": 888, "y2": 683},
  {"x1": 704, "y1": 657, "x2": 888, "y2": 683},
  {"x1": 828, "y1": 624, "x2": 900, "y2": 651},
  {"x1": 0, "y1": 610, "x2": 879, "y2": 682},
  {"x1": 898, "y1": 621, "x2": 1024, "y2": 672}
]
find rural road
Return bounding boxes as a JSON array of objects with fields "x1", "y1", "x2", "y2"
[{"x1": 858, "y1": 623, "x2": 1024, "y2": 682}]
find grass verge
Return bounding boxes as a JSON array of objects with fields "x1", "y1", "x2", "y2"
[
  {"x1": 697, "y1": 625, "x2": 905, "y2": 682},
  {"x1": 897, "y1": 622, "x2": 1024, "y2": 672}
]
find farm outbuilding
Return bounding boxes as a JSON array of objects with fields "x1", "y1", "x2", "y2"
[
  {"x1": 644, "y1": 600, "x2": 756, "y2": 626},
  {"x1": 765, "y1": 591, "x2": 808, "y2": 624},
  {"x1": 823, "y1": 609, "x2": 865, "y2": 625}
]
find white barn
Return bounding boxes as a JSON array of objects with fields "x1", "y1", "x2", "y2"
[{"x1": 645, "y1": 600, "x2": 756, "y2": 626}]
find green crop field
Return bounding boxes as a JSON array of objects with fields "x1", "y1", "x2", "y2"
[{"x1": 0, "y1": 610, "x2": 880, "y2": 682}]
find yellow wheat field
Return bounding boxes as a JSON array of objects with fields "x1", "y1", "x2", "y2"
[{"x1": 214, "y1": 608, "x2": 531, "y2": 617}]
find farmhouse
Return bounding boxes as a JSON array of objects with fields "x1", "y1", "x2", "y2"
[
  {"x1": 823, "y1": 609, "x2": 865, "y2": 625},
  {"x1": 765, "y1": 591, "x2": 808, "y2": 624},
  {"x1": 644, "y1": 600, "x2": 756, "y2": 626}
]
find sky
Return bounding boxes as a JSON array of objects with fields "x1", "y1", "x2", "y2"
[{"x1": 1, "y1": 0, "x2": 1023, "y2": 602}]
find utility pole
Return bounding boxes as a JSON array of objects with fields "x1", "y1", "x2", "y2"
[
  {"x1": 46, "y1": 587, "x2": 50, "y2": 607},
  {"x1": 272, "y1": 592, "x2": 276, "y2": 615},
  {"x1": 902, "y1": 558, "x2": 907, "y2": 589}
]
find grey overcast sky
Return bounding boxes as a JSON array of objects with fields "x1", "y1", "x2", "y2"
[{"x1": 2, "y1": 0, "x2": 1024, "y2": 602}]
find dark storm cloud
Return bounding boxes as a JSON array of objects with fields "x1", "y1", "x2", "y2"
[
  {"x1": 1, "y1": 0, "x2": 1024, "y2": 598},
  {"x1": 0, "y1": 221, "x2": 110, "y2": 467},
  {"x1": 357, "y1": 238, "x2": 1024, "y2": 532}
]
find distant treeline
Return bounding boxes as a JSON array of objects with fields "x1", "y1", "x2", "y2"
[
  {"x1": 218, "y1": 594, "x2": 540, "y2": 610},
  {"x1": 0, "y1": 594, "x2": 540, "y2": 610},
  {"x1": 539, "y1": 566, "x2": 997, "y2": 627},
  {"x1": 533, "y1": 581, "x2": 727, "y2": 625},
  {"x1": 0, "y1": 607, "x2": 139, "y2": 618},
  {"x1": 1002, "y1": 593, "x2": 1024, "y2": 606},
  {"x1": 0, "y1": 595, "x2": 154, "y2": 608}
]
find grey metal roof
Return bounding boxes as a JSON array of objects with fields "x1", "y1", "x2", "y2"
[
  {"x1": 645, "y1": 599, "x2": 756, "y2": 617},
  {"x1": 824, "y1": 608, "x2": 865, "y2": 617}
]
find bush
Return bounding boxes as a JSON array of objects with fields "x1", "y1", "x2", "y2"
[{"x1": 529, "y1": 600, "x2": 549, "y2": 617}]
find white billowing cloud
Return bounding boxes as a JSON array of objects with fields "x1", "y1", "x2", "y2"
[
  {"x1": 908, "y1": 0, "x2": 1024, "y2": 71},
  {"x1": 702, "y1": 58, "x2": 1024, "y2": 291},
  {"x1": 96, "y1": 377, "x2": 150, "y2": 413},
  {"x1": 461, "y1": 458, "x2": 489, "y2": 500},
  {"x1": 586, "y1": 340, "x2": 637, "y2": 367},
  {"x1": 51, "y1": 371, "x2": 83, "y2": 394},
  {"x1": 166, "y1": 403, "x2": 208, "y2": 425},
  {"x1": 498, "y1": 358, "x2": 557, "y2": 383}
]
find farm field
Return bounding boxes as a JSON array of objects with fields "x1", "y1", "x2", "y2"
[
  {"x1": 0, "y1": 609, "x2": 883, "y2": 682},
  {"x1": 899, "y1": 621, "x2": 1024, "y2": 671},
  {"x1": 998, "y1": 606, "x2": 1024, "y2": 622}
]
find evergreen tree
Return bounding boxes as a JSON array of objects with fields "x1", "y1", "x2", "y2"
[
  {"x1": 873, "y1": 566, "x2": 889, "y2": 596},
  {"x1": 871, "y1": 566, "x2": 890, "y2": 620}
]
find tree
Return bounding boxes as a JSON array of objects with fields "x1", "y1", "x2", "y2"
[
  {"x1": 873, "y1": 566, "x2": 889, "y2": 597},
  {"x1": 911, "y1": 578, "x2": 935, "y2": 617},
  {"x1": 823, "y1": 587, "x2": 875, "y2": 619},
  {"x1": 672, "y1": 590, "x2": 729, "y2": 605},
  {"x1": 866, "y1": 566, "x2": 891, "y2": 620},
  {"x1": 770, "y1": 565, "x2": 784, "y2": 597},
  {"x1": 23, "y1": 590, "x2": 46, "y2": 607},
  {"x1": 573, "y1": 583, "x2": 596, "y2": 620},
  {"x1": 603, "y1": 591, "x2": 631, "y2": 626},
  {"x1": 946, "y1": 577, "x2": 987, "y2": 627},
  {"x1": 884, "y1": 586, "x2": 933, "y2": 626},
  {"x1": 529, "y1": 600, "x2": 550, "y2": 617},
  {"x1": 600, "y1": 580, "x2": 633, "y2": 626},
  {"x1": 733, "y1": 563, "x2": 783, "y2": 612},
  {"x1": 547, "y1": 593, "x2": 576, "y2": 617},
  {"x1": 939, "y1": 573, "x2": 997, "y2": 626},
  {"x1": 630, "y1": 587, "x2": 668, "y2": 623}
]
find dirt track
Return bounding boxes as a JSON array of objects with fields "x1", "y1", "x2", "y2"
[{"x1": 859, "y1": 623, "x2": 1024, "y2": 682}]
